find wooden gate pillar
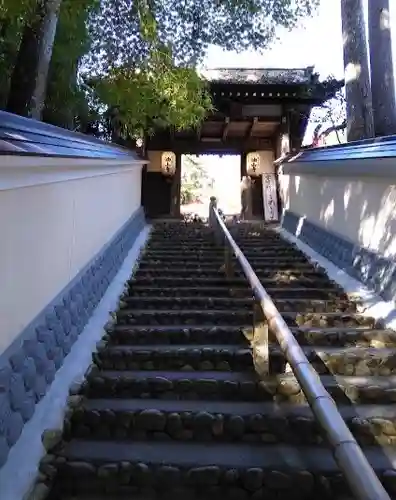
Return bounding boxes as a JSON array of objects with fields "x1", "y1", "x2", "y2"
[
  {"x1": 240, "y1": 153, "x2": 253, "y2": 220},
  {"x1": 170, "y1": 152, "x2": 182, "y2": 217}
]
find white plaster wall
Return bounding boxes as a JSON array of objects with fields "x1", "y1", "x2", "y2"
[
  {"x1": 0, "y1": 167, "x2": 142, "y2": 354},
  {"x1": 279, "y1": 171, "x2": 396, "y2": 258}
]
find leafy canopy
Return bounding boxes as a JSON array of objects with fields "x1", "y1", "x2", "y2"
[
  {"x1": 93, "y1": 49, "x2": 213, "y2": 137},
  {"x1": 84, "y1": 0, "x2": 319, "y2": 137},
  {"x1": 85, "y1": 0, "x2": 320, "y2": 72},
  {"x1": 0, "y1": 0, "x2": 320, "y2": 137}
]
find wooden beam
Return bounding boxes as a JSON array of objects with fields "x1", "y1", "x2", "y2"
[
  {"x1": 222, "y1": 117, "x2": 230, "y2": 141},
  {"x1": 146, "y1": 136, "x2": 272, "y2": 153},
  {"x1": 209, "y1": 112, "x2": 280, "y2": 123}
]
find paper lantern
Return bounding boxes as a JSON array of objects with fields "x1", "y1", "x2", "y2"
[
  {"x1": 246, "y1": 152, "x2": 260, "y2": 177},
  {"x1": 161, "y1": 151, "x2": 176, "y2": 176}
]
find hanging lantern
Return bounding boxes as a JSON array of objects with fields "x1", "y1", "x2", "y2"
[
  {"x1": 161, "y1": 151, "x2": 176, "y2": 176},
  {"x1": 246, "y1": 152, "x2": 261, "y2": 177}
]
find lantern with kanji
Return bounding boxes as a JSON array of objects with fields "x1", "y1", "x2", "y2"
[
  {"x1": 246, "y1": 152, "x2": 260, "y2": 177},
  {"x1": 161, "y1": 151, "x2": 176, "y2": 177}
]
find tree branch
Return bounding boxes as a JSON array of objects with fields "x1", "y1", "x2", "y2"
[{"x1": 319, "y1": 120, "x2": 347, "y2": 139}]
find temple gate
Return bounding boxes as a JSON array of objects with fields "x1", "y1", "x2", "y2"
[{"x1": 141, "y1": 67, "x2": 342, "y2": 220}]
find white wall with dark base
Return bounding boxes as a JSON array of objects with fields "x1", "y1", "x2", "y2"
[
  {"x1": 279, "y1": 146, "x2": 396, "y2": 303},
  {"x1": 0, "y1": 225, "x2": 151, "y2": 500},
  {"x1": 0, "y1": 154, "x2": 147, "y2": 484}
]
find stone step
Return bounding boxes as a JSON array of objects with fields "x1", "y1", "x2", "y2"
[
  {"x1": 138, "y1": 260, "x2": 313, "y2": 269},
  {"x1": 140, "y1": 254, "x2": 309, "y2": 263},
  {"x1": 39, "y1": 223, "x2": 396, "y2": 500},
  {"x1": 148, "y1": 237, "x2": 217, "y2": 242},
  {"x1": 82, "y1": 369, "x2": 396, "y2": 405},
  {"x1": 114, "y1": 309, "x2": 374, "y2": 329},
  {"x1": 67, "y1": 398, "x2": 396, "y2": 447},
  {"x1": 146, "y1": 242, "x2": 219, "y2": 248},
  {"x1": 134, "y1": 267, "x2": 327, "y2": 276},
  {"x1": 127, "y1": 286, "x2": 348, "y2": 300},
  {"x1": 93, "y1": 345, "x2": 254, "y2": 372},
  {"x1": 143, "y1": 249, "x2": 303, "y2": 258},
  {"x1": 149, "y1": 233, "x2": 281, "y2": 240},
  {"x1": 292, "y1": 327, "x2": 396, "y2": 348},
  {"x1": 105, "y1": 325, "x2": 396, "y2": 348},
  {"x1": 137, "y1": 267, "x2": 327, "y2": 280},
  {"x1": 107, "y1": 325, "x2": 250, "y2": 345},
  {"x1": 45, "y1": 440, "x2": 396, "y2": 498},
  {"x1": 144, "y1": 245, "x2": 296, "y2": 253},
  {"x1": 130, "y1": 276, "x2": 339, "y2": 289},
  {"x1": 93, "y1": 343, "x2": 396, "y2": 377},
  {"x1": 120, "y1": 296, "x2": 357, "y2": 314},
  {"x1": 132, "y1": 272, "x2": 331, "y2": 286},
  {"x1": 146, "y1": 237, "x2": 293, "y2": 246},
  {"x1": 147, "y1": 237, "x2": 288, "y2": 245}
]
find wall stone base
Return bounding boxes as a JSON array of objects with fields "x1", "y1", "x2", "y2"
[
  {"x1": 282, "y1": 210, "x2": 396, "y2": 302},
  {"x1": 0, "y1": 207, "x2": 145, "y2": 466}
]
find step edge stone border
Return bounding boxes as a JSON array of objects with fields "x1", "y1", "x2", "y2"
[{"x1": 0, "y1": 206, "x2": 146, "y2": 469}]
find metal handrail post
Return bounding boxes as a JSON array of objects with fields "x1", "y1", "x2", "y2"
[{"x1": 209, "y1": 204, "x2": 390, "y2": 500}]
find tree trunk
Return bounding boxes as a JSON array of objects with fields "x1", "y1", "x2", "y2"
[
  {"x1": 341, "y1": 0, "x2": 374, "y2": 141},
  {"x1": 368, "y1": 0, "x2": 396, "y2": 136},
  {"x1": 6, "y1": 0, "x2": 63, "y2": 120}
]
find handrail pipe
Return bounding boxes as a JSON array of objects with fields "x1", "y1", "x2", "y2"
[{"x1": 209, "y1": 203, "x2": 390, "y2": 500}]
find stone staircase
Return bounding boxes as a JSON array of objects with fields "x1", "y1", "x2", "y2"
[{"x1": 37, "y1": 221, "x2": 396, "y2": 499}]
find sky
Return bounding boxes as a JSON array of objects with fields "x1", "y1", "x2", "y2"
[{"x1": 204, "y1": 0, "x2": 396, "y2": 82}]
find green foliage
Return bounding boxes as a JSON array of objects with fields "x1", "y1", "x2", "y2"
[
  {"x1": 93, "y1": 47, "x2": 213, "y2": 138},
  {"x1": 1, "y1": 0, "x2": 320, "y2": 136},
  {"x1": 85, "y1": 0, "x2": 320, "y2": 71},
  {"x1": 87, "y1": 0, "x2": 320, "y2": 138},
  {"x1": 43, "y1": 0, "x2": 100, "y2": 129},
  {"x1": 181, "y1": 155, "x2": 214, "y2": 205},
  {"x1": 0, "y1": 0, "x2": 34, "y2": 106}
]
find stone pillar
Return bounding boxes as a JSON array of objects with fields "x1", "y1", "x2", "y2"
[
  {"x1": 341, "y1": 0, "x2": 374, "y2": 141},
  {"x1": 368, "y1": 0, "x2": 396, "y2": 136},
  {"x1": 170, "y1": 152, "x2": 181, "y2": 217}
]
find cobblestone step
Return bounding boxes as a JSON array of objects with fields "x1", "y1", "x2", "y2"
[
  {"x1": 145, "y1": 242, "x2": 294, "y2": 250},
  {"x1": 91, "y1": 343, "x2": 396, "y2": 377},
  {"x1": 105, "y1": 325, "x2": 396, "y2": 349},
  {"x1": 80, "y1": 369, "x2": 396, "y2": 405},
  {"x1": 133, "y1": 267, "x2": 329, "y2": 278},
  {"x1": 127, "y1": 286, "x2": 348, "y2": 300},
  {"x1": 114, "y1": 309, "x2": 375, "y2": 329},
  {"x1": 138, "y1": 259, "x2": 312, "y2": 268},
  {"x1": 130, "y1": 276, "x2": 341, "y2": 289},
  {"x1": 46, "y1": 440, "x2": 396, "y2": 499},
  {"x1": 134, "y1": 270, "x2": 330, "y2": 283},
  {"x1": 66, "y1": 398, "x2": 396, "y2": 447},
  {"x1": 121, "y1": 296, "x2": 358, "y2": 313},
  {"x1": 107, "y1": 325, "x2": 250, "y2": 345},
  {"x1": 38, "y1": 221, "x2": 396, "y2": 499},
  {"x1": 143, "y1": 249, "x2": 304, "y2": 258},
  {"x1": 93, "y1": 344, "x2": 254, "y2": 372}
]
